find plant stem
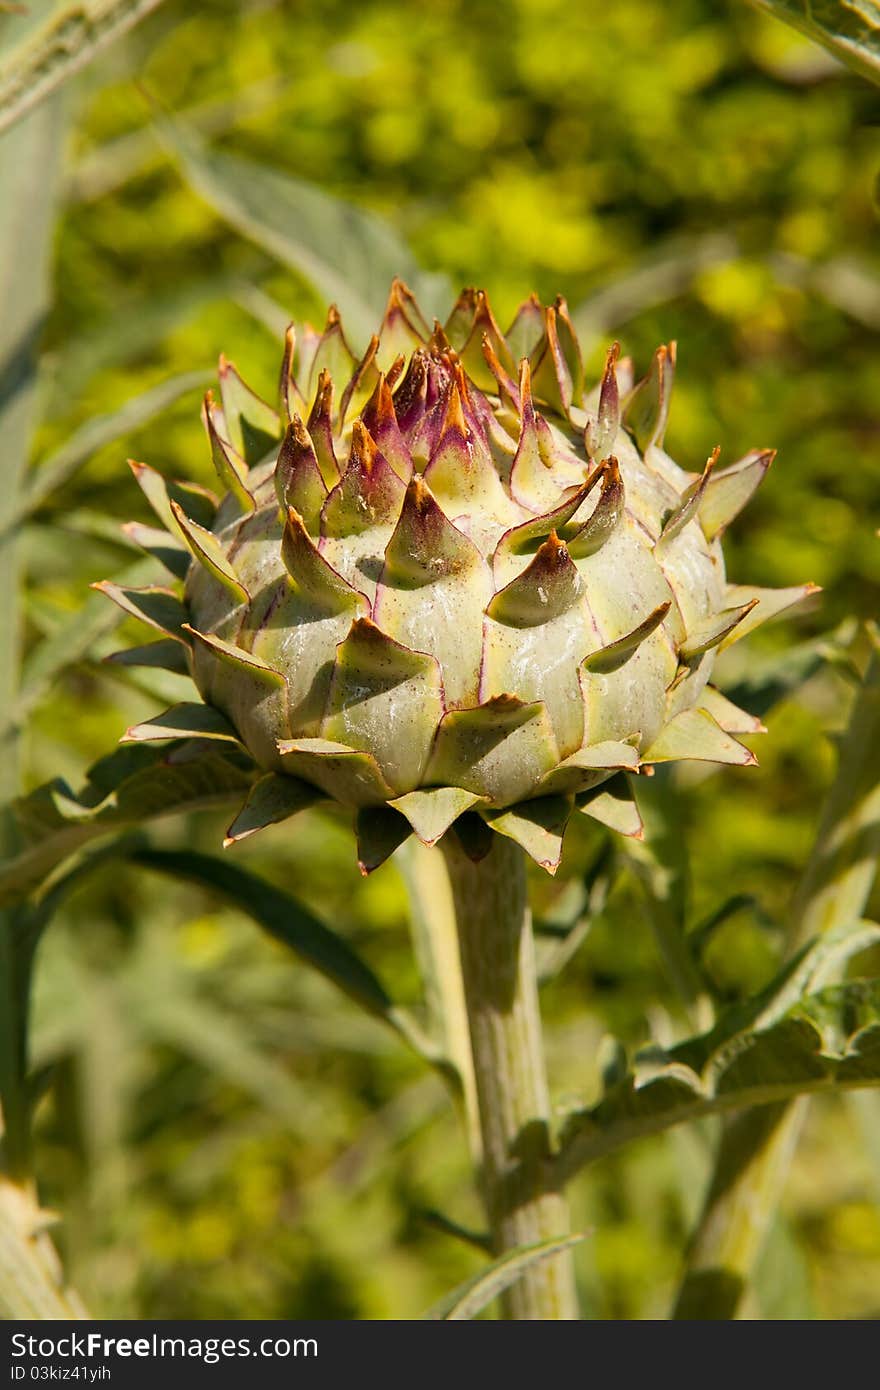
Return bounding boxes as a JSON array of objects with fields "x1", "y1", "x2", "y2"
[{"x1": 440, "y1": 832, "x2": 579, "y2": 1320}]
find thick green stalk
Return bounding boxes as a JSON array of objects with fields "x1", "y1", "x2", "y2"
[
  {"x1": 440, "y1": 833, "x2": 579, "y2": 1320},
  {"x1": 673, "y1": 647, "x2": 880, "y2": 1319}
]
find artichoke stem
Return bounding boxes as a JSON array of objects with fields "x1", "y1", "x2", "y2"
[{"x1": 440, "y1": 833, "x2": 579, "y2": 1320}]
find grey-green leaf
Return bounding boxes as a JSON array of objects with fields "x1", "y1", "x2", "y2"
[
  {"x1": 0, "y1": 744, "x2": 254, "y2": 907},
  {"x1": 0, "y1": 0, "x2": 168, "y2": 136},
  {"x1": 18, "y1": 370, "x2": 208, "y2": 522},
  {"x1": 127, "y1": 846, "x2": 395, "y2": 1024},
  {"x1": 157, "y1": 116, "x2": 450, "y2": 347}
]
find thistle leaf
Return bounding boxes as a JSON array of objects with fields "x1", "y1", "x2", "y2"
[
  {"x1": 483, "y1": 795, "x2": 573, "y2": 873},
  {"x1": 716, "y1": 583, "x2": 821, "y2": 652},
  {"x1": 323, "y1": 619, "x2": 444, "y2": 794},
  {"x1": 373, "y1": 478, "x2": 491, "y2": 707},
  {"x1": 276, "y1": 737, "x2": 395, "y2": 807},
  {"x1": 643, "y1": 707, "x2": 756, "y2": 766},
  {"x1": 355, "y1": 805, "x2": 412, "y2": 874},
  {"x1": 158, "y1": 119, "x2": 449, "y2": 348},
  {"x1": 92, "y1": 582, "x2": 190, "y2": 643},
  {"x1": 554, "y1": 981, "x2": 880, "y2": 1186},
  {"x1": 426, "y1": 696, "x2": 559, "y2": 807},
  {"x1": 0, "y1": 745, "x2": 254, "y2": 908},
  {"x1": 577, "y1": 777, "x2": 643, "y2": 838},
  {"x1": 123, "y1": 702, "x2": 239, "y2": 744},
  {"x1": 698, "y1": 450, "x2": 774, "y2": 541},
  {"x1": 224, "y1": 773, "x2": 322, "y2": 846},
  {"x1": 582, "y1": 602, "x2": 671, "y2": 674},
  {"x1": 389, "y1": 786, "x2": 485, "y2": 846}
]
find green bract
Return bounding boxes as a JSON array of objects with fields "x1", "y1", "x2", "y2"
[{"x1": 100, "y1": 281, "x2": 816, "y2": 872}]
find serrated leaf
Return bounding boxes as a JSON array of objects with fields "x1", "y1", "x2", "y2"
[
  {"x1": 0, "y1": 745, "x2": 254, "y2": 908},
  {"x1": 554, "y1": 980, "x2": 880, "y2": 1184}
]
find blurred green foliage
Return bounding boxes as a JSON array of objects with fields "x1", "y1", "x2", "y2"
[{"x1": 10, "y1": 0, "x2": 880, "y2": 1318}]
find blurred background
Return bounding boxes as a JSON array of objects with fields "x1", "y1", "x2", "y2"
[{"x1": 6, "y1": 0, "x2": 880, "y2": 1318}]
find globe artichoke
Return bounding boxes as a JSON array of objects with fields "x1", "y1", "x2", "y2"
[{"x1": 98, "y1": 281, "x2": 816, "y2": 872}]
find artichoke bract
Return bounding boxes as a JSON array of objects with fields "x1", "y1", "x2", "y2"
[{"x1": 99, "y1": 281, "x2": 816, "y2": 872}]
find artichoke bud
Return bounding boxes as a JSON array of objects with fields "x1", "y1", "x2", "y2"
[{"x1": 105, "y1": 282, "x2": 818, "y2": 873}]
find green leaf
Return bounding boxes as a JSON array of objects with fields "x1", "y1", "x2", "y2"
[
  {"x1": 422, "y1": 1234, "x2": 587, "y2": 1320},
  {"x1": 224, "y1": 772, "x2": 322, "y2": 846},
  {"x1": 126, "y1": 846, "x2": 396, "y2": 1027},
  {"x1": 157, "y1": 116, "x2": 450, "y2": 348},
  {"x1": 0, "y1": 744, "x2": 254, "y2": 908},
  {"x1": 0, "y1": 0, "x2": 167, "y2": 136},
  {"x1": 10, "y1": 559, "x2": 156, "y2": 733},
  {"x1": 0, "y1": 92, "x2": 68, "y2": 1179},
  {"x1": 123, "y1": 701, "x2": 239, "y2": 744},
  {"x1": 483, "y1": 795, "x2": 572, "y2": 873},
  {"x1": 718, "y1": 619, "x2": 859, "y2": 722},
  {"x1": 17, "y1": 370, "x2": 208, "y2": 522},
  {"x1": 643, "y1": 707, "x2": 756, "y2": 766},
  {"x1": 751, "y1": 1, "x2": 880, "y2": 88},
  {"x1": 554, "y1": 979, "x2": 880, "y2": 1184}
]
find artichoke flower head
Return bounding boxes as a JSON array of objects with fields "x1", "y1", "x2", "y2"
[{"x1": 100, "y1": 281, "x2": 816, "y2": 873}]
